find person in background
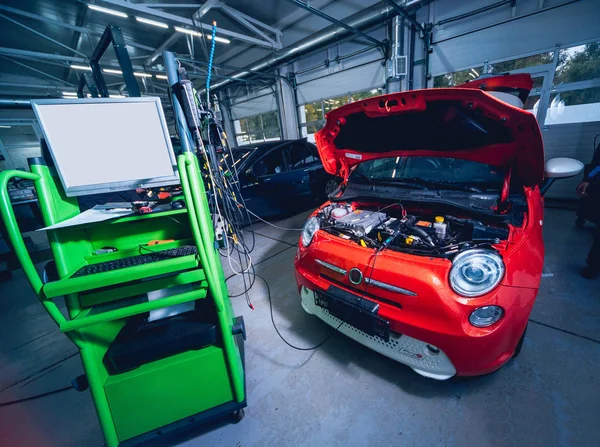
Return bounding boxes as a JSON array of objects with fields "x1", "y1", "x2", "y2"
[{"x1": 576, "y1": 142, "x2": 600, "y2": 279}]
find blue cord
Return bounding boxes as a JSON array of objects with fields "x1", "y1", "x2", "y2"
[{"x1": 206, "y1": 22, "x2": 217, "y2": 104}]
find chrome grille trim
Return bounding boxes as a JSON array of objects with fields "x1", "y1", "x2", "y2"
[
  {"x1": 365, "y1": 277, "x2": 418, "y2": 296},
  {"x1": 315, "y1": 259, "x2": 347, "y2": 276}
]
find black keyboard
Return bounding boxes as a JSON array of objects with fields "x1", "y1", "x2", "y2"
[{"x1": 71, "y1": 246, "x2": 198, "y2": 278}]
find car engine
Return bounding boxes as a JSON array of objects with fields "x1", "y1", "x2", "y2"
[{"x1": 318, "y1": 202, "x2": 510, "y2": 257}]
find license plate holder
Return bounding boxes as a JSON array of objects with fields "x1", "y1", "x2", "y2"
[{"x1": 315, "y1": 291, "x2": 390, "y2": 342}]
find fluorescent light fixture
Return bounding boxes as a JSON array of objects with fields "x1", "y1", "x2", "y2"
[
  {"x1": 174, "y1": 26, "x2": 202, "y2": 37},
  {"x1": 155, "y1": 74, "x2": 169, "y2": 80},
  {"x1": 109, "y1": 94, "x2": 126, "y2": 98},
  {"x1": 471, "y1": 68, "x2": 480, "y2": 76},
  {"x1": 0, "y1": 125, "x2": 11, "y2": 128},
  {"x1": 88, "y1": 4, "x2": 128, "y2": 18},
  {"x1": 71, "y1": 64, "x2": 92, "y2": 71},
  {"x1": 207, "y1": 35, "x2": 231, "y2": 44},
  {"x1": 136, "y1": 17, "x2": 168, "y2": 29},
  {"x1": 62, "y1": 91, "x2": 78, "y2": 96},
  {"x1": 133, "y1": 72, "x2": 153, "y2": 78},
  {"x1": 103, "y1": 68, "x2": 123, "y2": 75}
]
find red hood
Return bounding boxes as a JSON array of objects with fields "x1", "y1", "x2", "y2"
[{"x1": 314, "y1": 79, "x2": 544, "y2": 187}]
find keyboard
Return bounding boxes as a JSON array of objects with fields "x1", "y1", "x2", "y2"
[{"x1": 71, "y1": 246, "x2": 198, "y2": 278}]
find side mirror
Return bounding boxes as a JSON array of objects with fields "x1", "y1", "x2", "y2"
[
  {"x1": 540, "y1": 157, "x2": 585, "y2": 195},
  {"x1": 545, "y1": 157, "x2": 584, "y2": 179}
]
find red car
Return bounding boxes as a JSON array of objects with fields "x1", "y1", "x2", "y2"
[{"x1": 294, "y1": 75, "x2": 583, "y2": 379}]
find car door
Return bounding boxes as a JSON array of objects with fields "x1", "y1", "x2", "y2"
[
  {"x1": 283, "y1": 140, "x2": 324, "y2": 201},
  {"x1": 240, "y1": 144, "x2": 290, "y2": 217}
]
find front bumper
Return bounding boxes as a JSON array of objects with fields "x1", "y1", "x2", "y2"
[{"x1": 300, "y1": 286, "x2": 457, "y2": 380}]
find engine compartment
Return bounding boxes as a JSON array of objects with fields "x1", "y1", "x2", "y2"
[{"x1": 318, "y1": 202, "x2": 510, "y2": 257}]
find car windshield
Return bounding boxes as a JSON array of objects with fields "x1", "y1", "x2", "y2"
[{"x1": 350, "y1": 156, "x2": 506, "y2": 192}]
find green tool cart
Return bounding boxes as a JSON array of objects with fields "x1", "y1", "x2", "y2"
[{"x1": 0, "y1": 104, "x2": 246, "y2": 445}]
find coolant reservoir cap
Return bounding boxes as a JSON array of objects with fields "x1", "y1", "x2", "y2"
[{"x1": 435, "y1": 216, "x2": 444, "y2": 223}]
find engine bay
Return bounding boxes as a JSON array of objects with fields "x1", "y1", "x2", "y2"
[{"x1": 318, "y1": 202, "x2": 510, "y2": 257}]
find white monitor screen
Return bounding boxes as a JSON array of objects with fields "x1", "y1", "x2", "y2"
[{"x1": 31, "y1": 97, "x2": 179, "y2": 196}]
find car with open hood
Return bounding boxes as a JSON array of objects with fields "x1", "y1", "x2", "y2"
[{"x1": 294, "y1": 74, "x2": 583, "y2": 379}]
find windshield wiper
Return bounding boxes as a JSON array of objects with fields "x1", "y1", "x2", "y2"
[
  {"x1": 401, "y1": 178, "x2": 483, "y2": 193},
  {"x1": 373, "y1": 178, "x2": 429, "y2": 190}
]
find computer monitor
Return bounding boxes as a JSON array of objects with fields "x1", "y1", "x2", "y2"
[{"x1": 31, "y1": 97, "x2": 179, "y2": 197}]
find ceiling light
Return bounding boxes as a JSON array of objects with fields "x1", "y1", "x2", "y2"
[
  {"x1": 155, "y1": 74, "x2": 168, "y2": 80},
  {"x1": 71, "y1": 64, "x2": 92, "y2": 71},
  {"x1": 88, "y1": 4, "x2": 128, "y2": 18},
  {"x1": 207, "y1": 35, "x2": 231, "y2": 44},
  {"x1": 0, "y1": 125, "x2": 11, "y2": 129},
  {"x1": 109, "y1": 94, "x2": 126, "y2": 98},
  {"x1": 174, "y1": 26, "x2": 202, "y2": 37},
  {"x1": 133, "y1": 72, "x2": 153, "y2": 78},
  {"x1": 103, "y1": 68, "x2": 123, "y2": 75},
  {"x1": 136, "y1": 17, "x2": 168, "y2": 29},
  {"x1": 62, "y1": 91, "x2": 78, "y2": 96}
]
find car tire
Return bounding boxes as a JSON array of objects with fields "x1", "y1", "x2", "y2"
[
  {"x1": 325, "y1": 178, "x2": 340, "y2": 198},
  {"x1": 513, "y1": 324, "x2": 528, "y2": 358}
]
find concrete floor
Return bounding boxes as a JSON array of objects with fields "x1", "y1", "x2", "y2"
[{"x1": 1, "y1": 207, "x2": 599, "y2": 447}]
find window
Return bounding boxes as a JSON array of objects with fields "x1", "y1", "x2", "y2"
[
  {"x1": 234, "y1": 110, "x2": 281, "y2": 146},
  {"x1": 252, "y1": 148, "x2": 285, "y2": 176},
  {"x1": 433, "y1": 52, "x2": 553, "y2": 88},
  {"x1": 524, "y1": 76, "x2": 545, "y2": 113},
  {"x1": 545, "y1": 42, "x2": 600, "y2": 125},
  {"x1": 554, "y1": 42, "x2": 600, "y2": 85},
  {"x1": 545, "y1": 87, "x2": 600, "y2": 125},
  {"x1": 434, "y1": 66, "x2": 484, "y2": 88},
  {"x1": 488, "y1": 52, "x2": 554, "y2": 74},
  {"x1": 287, "y1": 141, "x2": 319, "y2": 170},
  {"x1": 298, "y1": 88, "x2": 383, "y2": 142}
]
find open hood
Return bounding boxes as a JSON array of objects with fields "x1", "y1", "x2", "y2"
[{"x1": 314, "y1": 76, "x2": 544, "y2": 187}]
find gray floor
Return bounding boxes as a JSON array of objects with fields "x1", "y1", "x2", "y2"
[{"x1": 1, "y1": 207, "x2": 599, "y2": 447}]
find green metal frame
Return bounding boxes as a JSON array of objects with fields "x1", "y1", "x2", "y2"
[{"x1": 0, "y1": 153, "x2": 245, "y2": 446}]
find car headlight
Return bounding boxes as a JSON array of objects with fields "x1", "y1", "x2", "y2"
[
  {"x1": 301, "y1": 217, "x2": 320, "y2": 247},
  {"x1": 449, "y1": 249, "x2": 505, "y2": 297}
]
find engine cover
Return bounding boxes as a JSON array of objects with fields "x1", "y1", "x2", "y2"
[{"x1": 333, "y1": 210, "x2": 387, "y2": 236}]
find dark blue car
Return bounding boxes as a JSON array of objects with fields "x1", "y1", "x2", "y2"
[{"x1": 225, "y1": 139, "x2": 339, "y2": 218}]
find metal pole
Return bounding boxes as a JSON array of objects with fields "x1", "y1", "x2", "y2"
[
  {"x1": 283, "y1": 0, "x2": 385, "y2": 49},
  {"x1": 164, "y1": 51, "x2": 194, "y2": 154},
  {"x1": 0, "y1": 12, "x2": 88, "y2": 58}
]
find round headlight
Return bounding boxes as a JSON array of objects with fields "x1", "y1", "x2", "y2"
[
  {"x1": 469, "y1": 306, "x2": 504, "y2": 327},
  {"x1": 449, "y1": 249, "x2": 505, "y2": 297},
  {"x1": 301, "y1": 217, "x2": 320, "y2": 247}
]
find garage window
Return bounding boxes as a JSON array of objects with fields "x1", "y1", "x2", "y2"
[
  {"x1": 434, "y1": 66, "x2": 484, "y2": 88},
  {"x1": 234, "y1": 110, "x2": 281, "y2": 146},
  {"x1": 545, "y1": 41, "x2": 600, "y2": 126},
  {"x1": 298, "y1": 88, "x2": 383, "y2": 142},
  {"x1": 433, "y1": 52, "x2": 554, "y2": 89}
]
